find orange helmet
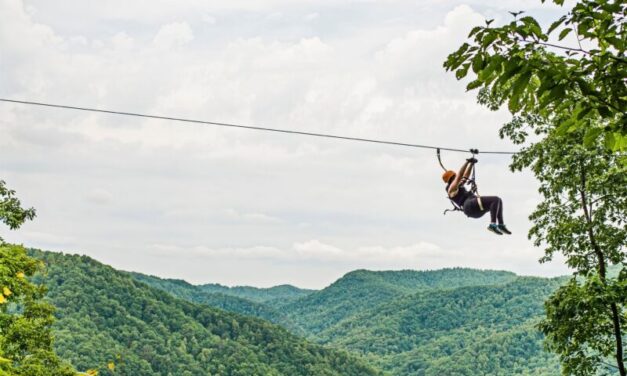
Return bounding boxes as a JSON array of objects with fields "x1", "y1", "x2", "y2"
[{"x1": 442, "y1": 170, "x2": 455, "y2": 184}]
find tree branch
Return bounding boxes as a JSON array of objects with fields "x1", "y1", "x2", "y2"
[
  {"x1": 580, "y1": 163, "x2": 627, "y2": 376},
  {"x1": 517, "y1": 38, "x2": 627, "y2": 63}
]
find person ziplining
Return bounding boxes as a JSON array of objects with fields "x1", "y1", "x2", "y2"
[{"x1": 438, "y1": 149, "x2": 512, "y2": 236}]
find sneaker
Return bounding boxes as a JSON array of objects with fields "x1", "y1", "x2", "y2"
[
  {"x1": 488, "y1": 224, "x2": 503, "y2": 235},
  {"x1": 497, "y1": 224, "x2": 512, "y2": 235}
]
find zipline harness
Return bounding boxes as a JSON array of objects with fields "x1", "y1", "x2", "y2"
[{"x1": 437, "y1": 148, "x2": 484, "y2": 215}]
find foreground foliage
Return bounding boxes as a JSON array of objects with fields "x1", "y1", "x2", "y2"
[
  {"x1": 445, "y1": 0, "x2": 627, "y2": 373},
  {"x1": 0, "y1": 180, "x2": 76, "y2": 375},
  {"x1": 444, "y1": 0, "x2": 626, "y2": 151},
  {"x1": 0, "y1": 244, "x2": 75, "y2": 376}
]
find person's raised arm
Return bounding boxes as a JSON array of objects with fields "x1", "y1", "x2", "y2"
[
  {"x1": 462, "y1": 160, "x2": 475, "y2": 181},
  {"x1": 447, "y1": 160, "x2": 470, "y2": 197}
]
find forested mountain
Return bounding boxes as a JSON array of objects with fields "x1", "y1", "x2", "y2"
[
  {"x1": 130, "y1": 272, "x2": 307, "y2": 334},
  {"x1": 317, "y1": 276, "x2": 564, "y2": 375},
  {"x1": 26, "y1": 248, "x2": 566, "y2": 376},
  {"x1": 197, "y1": 282, "x2": 313, "y2": 304},
  {"x1": 29, "y1": 249, "x2": 381, "y2": 376},
  {"x1": 128, "y1": 267, "x2": 561, "y2": 375},
  {"x1": 281, "y1": 268, "x2": 519, "y2": 336}
]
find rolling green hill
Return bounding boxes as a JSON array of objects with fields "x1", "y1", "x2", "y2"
[
  {"x1": 281, "y1": 268, "x2": 519, "y2": 336},
  {"x1": 26, "y1": 248, "x2": 565, "y2": 376},
  {"x1": 29, "y1": 249, "x2": 381, "y2": 376},
  {"x1": 317, "y1": 276, "x2": 563, "y2": 375},
  {"x1": 130, "y1": 272, "x2": 307, "y2": 334},
  {"x1": 127, "y1": 267, "x2": 560, "y2": 375},
  {"x1": 197, "y1": 282, "x2": 313, "y2": 304}
]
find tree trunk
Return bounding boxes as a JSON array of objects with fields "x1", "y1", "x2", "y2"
[{"x1": 580, "y1": 165, "x2": 626, "y2": 376}]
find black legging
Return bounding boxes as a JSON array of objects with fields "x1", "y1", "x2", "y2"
[{"x1": 463, "y1": 196, "x2": 504, "y2": 224}]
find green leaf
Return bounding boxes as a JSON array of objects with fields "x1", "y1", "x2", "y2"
[
  {"x1": 542, "y1": 84, "x2": 566, "y2": 107},
  {"x1": 558, "y1": 28, "x2": 572, "y2": 41},
  {"x1": 478, "y1": 58, "x2": 500, "y2": 81},
  {"x1": 606, "y1": 37, "x2": 623, "y2": 50},
  {"x1": 468, "y1": 26, "x2": 482, "y2": 38},
  {"x1": 508, "y1": 93, "x2": 522, "y2": 113},
  {"x1": 530, "y1": 24, "x2": 543, "y2": 38},
  {"x1": 455, "y1": 63, "x2": 470, "y2": 79},
  {"x1": 576, "y1": 106, "x2": 593, "y2": 120},
  {"x1": 481, "y1": 32, "x2": 498, "y2": 48},
  {"x1": 511, "y1": 71, "x2": 532, "y2": 99},
  {"x1": 615, "y1": 133, "x2": 627, "y2": 152},
  {"x1": 495, "y1": 59, "x2": 523, "y2": 86},
  {"x1": 555, "y1": 118, "x2": 574, "y2": 136},
  {"x1": 548, "y1": 16, "x2": 567, "y2": 34},
  {"x1": 604, "y1": 132, "x2": 616, "y2": 150},
  {"x1": 466, "y1": 80, "x2": 483, "y2": 91},
  {"x1": 583, "y1": 128, "x2": 602, "y2": 147},
  {"x1": 471, "y1": 54, "x2": 485, "y2": 73}
]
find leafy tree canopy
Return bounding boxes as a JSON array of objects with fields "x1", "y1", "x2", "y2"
[
  {"x1": 0, "y1": 181, "x2": 36, "y2": 242},
  {"x1": 0, "y1": 245, "x2": 75, "y2": 376},
  {"x1": 0, "y1": 181, "x2": 76, "y2": 375},
  {"x1": 444, "y1": 0, "x2": 626, "y2": 151},
  {"x1": 444, "y1": 0, "x2": 626, "y2": 374}
]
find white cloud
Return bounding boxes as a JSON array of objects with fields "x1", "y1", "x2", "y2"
[
  {"x1": 148, "y1": 243, "x2": 286, "y2": 259},
  {"x1": 149, "y1": 239, "x2": 442, "y2": 263},
  {"x1": 293, "y1": 239, "x2": 344, "y2": 258},
  {"x1": 85, "y1": 188, "x2": 114, "y2": 205},
  {"x1": 152, "y1": 22, "x2": 194, "y2": 48},
  {"x1": 202, "y1": 14, "x2": 216, "y2": 24},
  {"x1": 304, "y1": 12, "x2": 319, "y2": 21},
  {"x1": 21, "y1": 231, "x2": 76, "y2": 248},
  {"x1": 224, "y1": 208, "x2": 283, "y2": 224},
  {"x1": 111, "y1": 32, "x2": 134, "y2": 50}
]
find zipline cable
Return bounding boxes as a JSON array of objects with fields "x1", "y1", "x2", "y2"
[{"x1": 0, "y1": 98, "x2": 519, "y2": 155}]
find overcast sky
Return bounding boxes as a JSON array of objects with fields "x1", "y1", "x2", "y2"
[{"x1": 0, "y1": 0, "x2": 574, "y2": 288}]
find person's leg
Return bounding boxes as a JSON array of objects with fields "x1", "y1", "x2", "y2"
[
  {"x1": 463, "y1": 198, "x2": 489, "y2": 218},
  {"x1": 498, "y1": 199, "x2": 504, "y2": 224},
  {"x1": 496, "y1": 199, "x2": 511, "y2": 234},
  {"x1": 495, "y1": 197, "x2": 503, "y2": 224},
  {"x1": 479, "y1": 196, "x2": 501, "y2": 224},
  {"x1": 483, "y1": 196, "x2": 512, "y2": 234},
  {"x1": 476, "y1": 196, "x2": 508, "y2": 235}
]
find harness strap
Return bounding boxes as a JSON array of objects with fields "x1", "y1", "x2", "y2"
[
  {"x1": 443, "y1": 201, "x2": 463, "y2": 215},
  {"x1": 466, "y1": 154, "x2": 485, "y2": 211},
  {"x1": 476, "y1": 195, "x2": 484, "y2": 211},
  {"x1": 436, "y1": 148, "x2": 447, "y2": 171}
]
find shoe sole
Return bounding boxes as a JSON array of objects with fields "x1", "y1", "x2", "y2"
[
  {"x1": 498, "y1": 227, "x2": 512, "y2": 235},
  {"x1": 488, "y1": 228, "x2": 503, "y2": 235}
]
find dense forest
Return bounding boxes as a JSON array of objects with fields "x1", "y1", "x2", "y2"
[
  {"x1": 316, "y1": 276, "x2": 564, "y2": 375},
  {"x1": 29, "y1": 249, "x2": 381, "y2": 376},
  {"x1": 25, "y1": 247, "x2": 570, "y2": 375},
  {"x1": 279, "y1": 269, "x2": 520, "y2": 336},
  {"x1": 130, "y1": 272, "x2": 308, "y2": 334},
  {"x1": 133, "y1": 266, "x2": 564, "y2": 375}
]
